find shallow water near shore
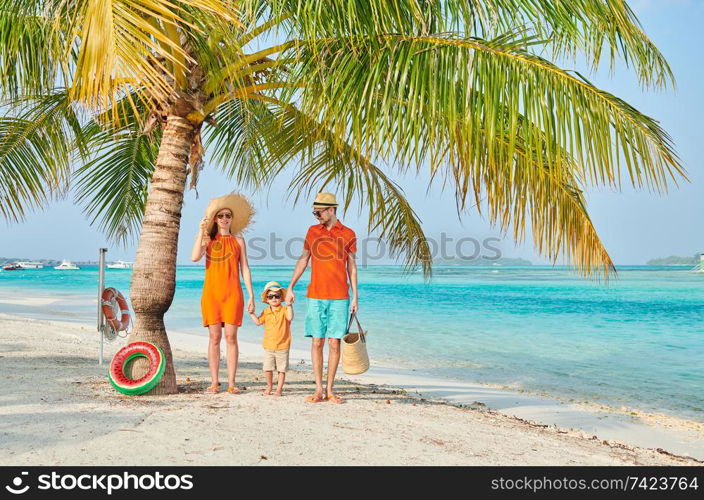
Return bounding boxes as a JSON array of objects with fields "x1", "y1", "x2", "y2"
[{"x1": 1, "y1": 264, "x2": 703, "y2": 425}]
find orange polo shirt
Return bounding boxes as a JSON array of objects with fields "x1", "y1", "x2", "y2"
[
  {"x1": 258, "y1": 305, "x2": 292, "y2": 350},
  {"x1": 304, "y1": 220, "x2": 357, "y2": 299}
]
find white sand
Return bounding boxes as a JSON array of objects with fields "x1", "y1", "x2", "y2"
[{"x1": 0, "y1": 313, "x2": 701, "y2": 465}]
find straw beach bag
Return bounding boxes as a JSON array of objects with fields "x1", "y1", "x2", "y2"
[{"x1": 342, "y1": 312, "x2": 369, "y2": 375}]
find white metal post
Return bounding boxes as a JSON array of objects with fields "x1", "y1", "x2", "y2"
[{"x1": 98, "y1": 248, "x2": 107, "y2": 365}]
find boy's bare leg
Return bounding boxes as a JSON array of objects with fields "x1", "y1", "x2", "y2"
[
  {"x1": 325, "y1": 338, "x2": 341, "y2": 401},
  {"x1": 274, "y1": 372, "x2": 286, "y2": 396},
  {"x1": 263, "y1": 371, "x2": 273, "y2": 395}
]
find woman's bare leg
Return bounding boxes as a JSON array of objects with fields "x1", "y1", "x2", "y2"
[
  {"x1": 224, "y1": 323, "x2": 239, "y2": 391},
  {"x1": 207, "y1": 324, "x2": 223, "y2": 387}
]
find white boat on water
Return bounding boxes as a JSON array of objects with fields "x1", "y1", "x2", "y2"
[
  {"x1": 16, "y1": 261, "x2": 44, "y2": 269},
  {"x1": 107, "y1": 260, "x2": 133, "y2": 269},
  {"x1": 54, "y1": 260, "x2": 80, "y2": 270}
]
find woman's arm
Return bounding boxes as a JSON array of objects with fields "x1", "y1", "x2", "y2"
[
  {"x1": 191, "y1": 217, "x2": 211, "y2": 262},
  {"x1": 237, "y1": 237, "x2": 255, "y2": 314}
]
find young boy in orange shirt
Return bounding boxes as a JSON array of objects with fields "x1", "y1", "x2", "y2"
[{"x1": 248, "y1": 281, "x2": 293, "y2": 396}]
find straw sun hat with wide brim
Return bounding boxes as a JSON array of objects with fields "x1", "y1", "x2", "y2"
[
  {"x1": 205, "y1": 193, "x2": 255, "y2": 236},
  {"x1": 261, "y1": 281, "x2": 288, "y2": 303}
]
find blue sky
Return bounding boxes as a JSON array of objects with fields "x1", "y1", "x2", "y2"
[{"x1": 1, "y1": 1, "x2": 702, "y2": 266}]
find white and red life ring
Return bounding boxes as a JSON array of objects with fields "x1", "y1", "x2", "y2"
[{"x1": 101, "y1": 287, "x2": 130, "y2": 331}]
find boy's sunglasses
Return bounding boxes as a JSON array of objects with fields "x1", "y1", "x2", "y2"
[
  {"x1": 266, "y1": 294, "x2": 281, "y2": 299},
  {"x1": 217, "y1": 213, "x2": 232, "y2": 219}
]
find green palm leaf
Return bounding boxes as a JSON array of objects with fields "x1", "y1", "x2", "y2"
[
  {"x1": 291, "y1": 33, "x2": 681, "y2": 186},
  {"x1": 73, "y1": 121, "x2": 159, "y2": 244},
  {"x1": 0, "y1": 91, "x2": 81, "y2": 221},
  {"x1": 256, "y1": 0, "x2": 673, "y2": 88}
]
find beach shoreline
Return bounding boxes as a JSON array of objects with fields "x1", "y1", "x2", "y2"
[{"x1": 0, "y1": 311, "x2": 701, "y2": 465}]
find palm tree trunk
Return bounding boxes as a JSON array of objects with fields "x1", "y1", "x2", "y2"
[{"x1": 127, "y1": 115, "x2": 196, "y2": 395}]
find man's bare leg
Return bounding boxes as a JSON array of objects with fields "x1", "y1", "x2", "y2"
[
  {"x1": 325, "y1": 338, "x2": 342, "y2": 403},
  {"x1": 307, "y1": 338, "x2": 325, "y2": 402}
]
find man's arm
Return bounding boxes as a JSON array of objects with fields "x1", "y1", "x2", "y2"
[
  {"x1": 285, "y1": 249, "x2": 310, "y2": 304},
  {"x1": 347, "y1": 252, "x2": 358, "y2": 313}
]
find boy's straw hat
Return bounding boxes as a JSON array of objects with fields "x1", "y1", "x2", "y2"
[
  {"x1": 261, "y1": 281, "x2": 287, "y2": 303},
  {"x1": 205, "y1": 193, "x2": 254, "y2": 236},
  {"x1": 312, "y1": 192, "x2": 338, "y2": 208}
]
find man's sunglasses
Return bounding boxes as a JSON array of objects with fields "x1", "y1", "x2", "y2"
[
  {"x1": 217, "y1": 213, "x2": 232, "y2": 219},
  {"x1": 312, "y1": 209, "x2": 329, "y2": 217},
  {"x1": 266, "y1": 294, "x2": 281, "y2": 299}
]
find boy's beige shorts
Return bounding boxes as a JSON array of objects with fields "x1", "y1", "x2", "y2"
[{"x1": 263, "y1": 349, "x2": 289, "y2": 373}]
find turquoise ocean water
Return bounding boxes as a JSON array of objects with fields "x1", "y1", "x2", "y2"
[{"x1": 1, "y1": 265, "x2": 702, "y2": 421}]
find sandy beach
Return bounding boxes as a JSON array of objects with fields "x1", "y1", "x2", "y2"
[{"x1": 0, "y1": 312, "x2": 700, "y2": 466}]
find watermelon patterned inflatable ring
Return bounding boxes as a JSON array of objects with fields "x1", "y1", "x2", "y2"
[{"x1": 109, "y1": 342, "x2": 165, "y2": 395}]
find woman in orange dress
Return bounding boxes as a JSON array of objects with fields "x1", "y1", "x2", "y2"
[{"x1": 191, "y1": 193, "x2": 255, "y2": 394}]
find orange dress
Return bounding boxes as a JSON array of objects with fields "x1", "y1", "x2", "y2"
[{"x1": 201, "y1": 233, "x2": 244, "y2": 327}]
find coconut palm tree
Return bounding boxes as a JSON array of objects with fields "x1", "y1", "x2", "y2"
[{"x1": 0, "y1": 0, "x2": 684, "y2": 393}]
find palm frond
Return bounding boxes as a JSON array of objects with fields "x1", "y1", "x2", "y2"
[
  {"x1": 254, "y1": 0, "x2": 673, "y2": 88},
  {"x1": 289, "y1": 33, "x2": 683, "y2": 192},
  {"x1": 4, "y1": 0, "x2": 241, "y2": 119},
  {"x1": 0, "y1": 90, "x2": 81, "y2": 221},
  {"x1": 448, "y1": 116, "x2": 617, "y2": 277},
  {"x1": 205, "y1": 98, "x2": 280, "y2": 189},
  {"x1": 0, "y1": 0, "x2": 62, "y2": 97},
  {"x1": 73, "y1": 121, "x2": 159, "y2": 244}
]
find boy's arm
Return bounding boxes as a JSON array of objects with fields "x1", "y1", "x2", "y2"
[
  {"x1": 248, "y1": 311, "x2": 263, "y2": 326},
  {"x1": 285, "y1": 304, "x2": 294, "y2": 321}
]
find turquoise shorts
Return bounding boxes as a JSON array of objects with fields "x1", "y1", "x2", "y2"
[{"x1": 304, "y1": 298, "x2": 350, "y2": 339}]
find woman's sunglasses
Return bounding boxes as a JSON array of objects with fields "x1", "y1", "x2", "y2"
[
  {"x1": 266, "y1": 294, "x2": 281, "y2": 299},
  {"x1": 217, "y1": 213, "x2": 232, "y2": 219}
]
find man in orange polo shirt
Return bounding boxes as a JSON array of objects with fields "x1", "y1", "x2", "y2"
[{"x1": 285, "y1": 192, "x2": 358, "y2": 404}]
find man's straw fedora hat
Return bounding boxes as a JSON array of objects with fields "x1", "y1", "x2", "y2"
[{"x1": 312, "y1": 192, "x2": 338, "y2": 208}]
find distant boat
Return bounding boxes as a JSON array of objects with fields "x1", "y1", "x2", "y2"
[
  {"x1": 107, "y1": 260, "x2": 133, "y2": 269},
  {"x1": 2, "y1": 262, "x2": 21, "y2": 271},
  {"x1": 692, "y1": 253, "x2": 704, "y2": 273},
  {"x1": 53, "y1": 260, "x2": 80, "y2": 270},
  {"x1": 15, "y1": 261, "x2": 44, "y2": 269}
]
